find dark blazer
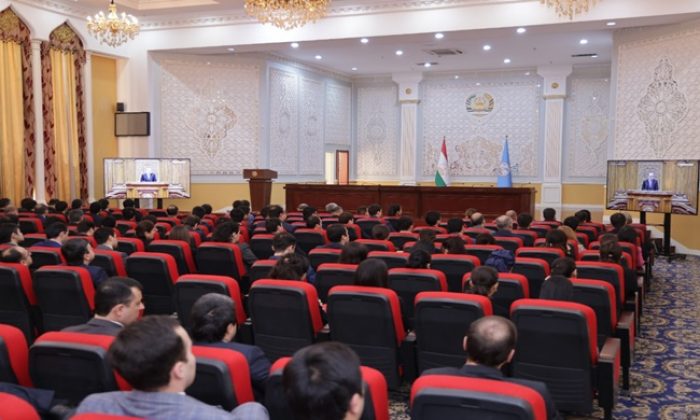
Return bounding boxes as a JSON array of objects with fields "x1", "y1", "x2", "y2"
[
  {"x1": 641, "y1": 179, "x2": 659, "y2": 191},
  {"x1": 493, "y1": 230, "x2": 517, "y2": 238},
  {"x1": 424, "y1": 364, "x2": 562, "y2": 420},
  {"x1": 82, "y1": 264, "x2": 109, "y2": 288},
  {"x1": 140, "y1": 172, "x2": 157, "y2": 182},
  {"x1": 31, "y1": 240, "x2": 62, "y2": 248},
  {"x1": 197, "y1": 341, "x2": 271, "y2": 401},
  {"x1": 62, "y1": 318, "x2": 123, "y2": 336}
]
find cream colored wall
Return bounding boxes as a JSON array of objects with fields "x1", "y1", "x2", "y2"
[
  {"x1": 91, "y1": 55, "x2": 118, "y2": 202},
  {"x1": 160, "y1": 183, "x2": 287, "y2": 212}
]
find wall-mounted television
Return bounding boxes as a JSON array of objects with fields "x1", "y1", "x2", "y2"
[
  {"x1": 606, "y1": 160, "x2": 699, "y2": 215},
  {"x1": 104, "y1": 158, "x2": 191, "y2": 199},
  {"x1": 115, "y1": 112, "x2": 150, "y2": 137}
]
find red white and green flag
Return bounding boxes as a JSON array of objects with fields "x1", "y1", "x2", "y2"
[{"x1": 435, "y1": 137, "x2": 450, "y2": 187}]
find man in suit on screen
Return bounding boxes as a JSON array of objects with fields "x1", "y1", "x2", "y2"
[
  {"x1": 641, "y1": 172, "x2": 659, "y2": 191},
  {"x1": 140, "y1": 167, "x2": 157, "y2": 182}
]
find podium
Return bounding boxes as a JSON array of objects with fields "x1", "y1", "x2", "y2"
[
  {"x1": 125, "y1": 182, "x2": 170, "y2": 199},
  {"x1": 243, "y1": 169, "x2": 278, "y2": 211}
]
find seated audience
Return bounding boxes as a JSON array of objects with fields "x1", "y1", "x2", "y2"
[
  {"x1": 463, "y1": 208, "x2": 477, "y2": 227},
  {"x1": 73, "y1": 220, "x2": 95, "y2": 237},
  {"x1": 318, "y1": 224, "x2": 349, "y2": 249},
  {"x1": 396, "y1": 216, "x2": 414, "y2": 232},
  {"x1": 464, "y1": 266, "x2": 499, "y2": 297},
  {"x1": 94, "y1": 227, "x2": 119, "y2": 251},
  {"x1": 305, "y1": 216, "x2": 323, "y2": 230},
  {"x1": 485, "y1": 249, "x2": 515, "y2": 273},
  {"x1": 264, "y1": 217, "x2": 284, "y2": 234},
  {"x1": 271, "y1": 232, "x2": 296, "y2": 258},
  {"x1": 617, "y1": 225, "x2": 644, "y2": 270},
  {"x1": 0, "y1": 246, "x2": 32, "y2": 266},
  {"x1": 75, "y1": 316, "x2": 268, "y2": 419},
  {"x1": 338, "y1": 212, "x2": 358, "y2": 241},
  {"x1": 406, "y1": 248, "x2": 431, "y2": 269},
  {"x1": 210, "y1": 222, "x2": 257, "y2": 268},
  {"x1": 353, "y1": 258, "x2": 389, "y2": 288},
  {"x1": 505, "y1": 210, "x2": 518, "y2": 227},
  {"x1": 475, "y1": 232, "x2": 496, "y2": 245},
  {"x1": 32, "y1": 222, "x2": 69, "y2": 248},
  {"x1": 166, "y1": 204, "x2": 179, "y2": 216},
  {"x1": 371, "y1": 224, "x2": 390, "y2": 240},
  {"x1": 424, "y1": 211, "x2": 441, "y2": 228},
  {"x1": 423, "y1": 316, "x2": 561, "y2": 420},
  {"x1": 62, "y1": 238, "x2": 109, "y2": 288},
  {"x1": 339, "y1": 242, "x2": 369, "y2": 265},
  {"x1": 283, "y1": 342, "x2": 364, "y2": 420},
  {"x1": 0, "y1": 222, "x2": 23, "y2": 245},
  {"x1": 189, "y1": 293, "x2": 271, "y2": 400},
  {"x1": 517, "y1": 213, "x2": 534, "y2": 230},
  {"x1": 412, "y1": 229, "x2": 440, "y2": 254},
  {"x1": 542, "y1": 229, "x2": 575, "y2": 259},
  {"x1": 550, "y1": 257, "x2": 577, "y2": 278},
  {"x1": 558, "y1": 225, "x2": 585, "y2": 252},
  {"x1": 574, "y1": 209, "x2": 591, "y2": 224},
  {"x1": 268, "y1": 205, "x2": 295, "y2": 233},
  {"x1": 325, "y1": 202, "x2": 344, "y2": 217},
  {"x1": 302, "y1": 206, "x2": 318, "y2": 222},
  {"x1": 442, "y1": 236, "x2": 467, "y2": 254},
  {"x1": 446, "y1": 218, "x2": 465, "y2": 235},
  {"x1": 492, "y1": 215, "x2": 516, "y2": 239},
  {"x1": 470, "y1": 212, "x2": 485, "y2": 228},
  {"x1": 19, "y1": 197, "x2": 37, "y2": 212},
  {"x1": 610, "y1": 212, "x2": 627, "y2": 234},
  {"x1": 135, "y1": 220, "x2": 156, "y2": 247},
  {"x1": 67, "y1": 208, "x2": 84, "y2": 225},
  {"x1": 563, "y1": 216, "x2": 579, "y2": 231},
  {"x1": 539, "y1": 275, "x2": 574, "y2": 301},
  {"x1": 542, "y1": 207, "x2": 557, "y2": 222},
  {"x1": 386, "y1": 204, "x2": 402, "y2": 231},
  {"x1": 268, "y1": 253, "x2": 310, "y2": 281},
  {"x1": 600, "y1": 235, "x2": 638, "y2": 297},
  {"x1": 63, "y1": 277, "x2": 144, "y2": 335}
]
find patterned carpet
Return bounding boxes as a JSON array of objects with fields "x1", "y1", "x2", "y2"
[{"x1": 388, "y1": 256, "x2": 700, "y2": 419}]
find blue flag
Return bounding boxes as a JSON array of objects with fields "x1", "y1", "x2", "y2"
[{"x1": 497, "y1": 136, "x2": 512, "y2": 188}]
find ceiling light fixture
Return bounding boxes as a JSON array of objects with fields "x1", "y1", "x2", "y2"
[
  {"x1": 483, "y1": 44, "x2": 491, "y2": 51},
  {"x1": 606, "y1": 21, "x2": 616, "y2": 26},
  {"x1": 86, "y1": 0, "x2": 139, "y2": 47},
  {"x1": 454, "y1": 75, "x2": 460, "y2": 79},
  {"x1": 504, "y1": 58, "x2": 511, "y2": 64},
  {"x1": 291, "y1": 42, "x2": 300, "y2": 48},
  {"x1": 227, "y1": 47, "x2": 236, "y2": 52},
  {"x1": 244, "y1": 0, "x2": 330, "y2": 30},
  {"x1": 314, "y1": 55, "x2": 323, "y2": 60},
  {"x1": 540, "y1": 0, "x2": 600, "y2": 20},
  {"x1": 360, "y1": 38, "x2": 369, "y2": 44},
  {"x1": 395, "y1": 50, "x2": 404, "y2": 56},
  {"x1": 424, "y1": 62, "x2": 432, "y2": 68},
  {"x1": 435, "y1": 33, "x2": 444, "y2": 39},
  {"x1": 352, "y1": 67, "x2": 358, "y2": 71},
  {"x1": 517, "y1": 27, "x2": 527, "y2": 34},
  {"x1": 580, "y1": 38, "x2": 589, "y2": 45}
]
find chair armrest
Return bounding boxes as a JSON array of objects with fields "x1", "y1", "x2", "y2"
[
  {"x1": 400, "y1": 332, "x2": 417, "y2": 383},
  {"x1": 238, "y1": 319, "x2": 254, "y2": 345},
  {"x1": 317, "y1": 324, "x2": 331, "y2": 342},
  {"x1": 597, "y1": 337, "x2": 620, "y2": 419},
  {"x1": 615, "y1": 311, "x2": 635, "y2": 390}
]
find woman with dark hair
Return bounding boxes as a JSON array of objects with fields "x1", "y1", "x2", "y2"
[
  {"x1": 465, "y1": 266, "x2": 499, "y2": 297},
  {"x1": 189, "y1": 293, "x2": 270, "y2": 399},
  {"x1": 539, "y1": 275, "x2": 574, "y2": 301},
  {"x1": 543, "y1": 229, "x2": 575, "y2": 258},
  {"x1": 550, "y1": 257, "x2": 576, "y2": 278},
  {"x1": 442, "y1": 236, "x2": 467, "y2": 254},
  {"x1": 209, "y1": 221, "x2": 257, "y2": 268},
  {"x1": 338, "y1": 242, "x2": 369, "y2": 264},
  {"x1": 268, "y1": 253, "x2": 310, "y2": 281},
  {"x1": 168, "y1": 225, "x2": 195, "y2": 247},
  {"x1": 406, "y1": 249, "x2": 431, "y2": 269},
  {"x1": 617, "y1": 225, "x2": 644, "y2": 270},
  {"x1": 600, "y1": 237, "x2": 638, "y2": 299},
  {"x1": 354, "y1": 259, "x2": 388, "y2": 288},
  {"x1": 135, "y1": 220, "x2": 156, "y2": 247}
]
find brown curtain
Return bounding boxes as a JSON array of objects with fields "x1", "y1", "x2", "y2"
[
  {"x1": 0, "y1": 8, "x2": 35, "y2": 200},
  {"x1": 41, "y1": 23, "x2": 87, "y2": 201}
]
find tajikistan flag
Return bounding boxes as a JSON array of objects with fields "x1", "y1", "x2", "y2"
[{"x1": 435, "y1": 137, "x2": 450, "y2": 187}]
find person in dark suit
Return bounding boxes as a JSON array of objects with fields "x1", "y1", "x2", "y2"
[
  {"x1": 316, "y1": 223, "x2": 349, "y2": 250},
  {"x1": 76, "y1": 316, "x2": 268, "y2": 419},
  {"x1": 0, "y1": 222, "x2": 23, "y2": 246},
  {"x1": 641, "y1": 172, "x2": 659, "y2": 191},
  {"x1": 139, "y1": 167, "x2": 157, "y2": 182},
  {"x1": 493, "y1": 215, "x2": 519, "y2": 238},
  {"x1": 63, "y1": 277, "x2": 144, "y2": 335},
  {"x1": 31, "y1": 222, "x2": 69, "y2": 248},
  {"x1": 190, "y1": 293, "x2": 271, "y2": 401},
  {"x1": 62, "y1": 238, "x2": 108, "y2": 288},
  {"x1": 423, "y1": 316, "x2": 562, "y2": 420}
]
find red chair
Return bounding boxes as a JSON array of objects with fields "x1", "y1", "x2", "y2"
[
  {"x1": 187, "y1": 346, "x2": 254, "y2": 411},
  {"x1": 494, "y1": 237, "x2": 523, "y2": 252},
  {"x1": 147, "y1": 240, "x2": 197, "y2": 275},
  {"x1": 125, "y1": 252, "x2": 179, "y2": 315},
  {"x1": 27, "y1": 246, "x2": 65, "y2": 271},
  {"x1": 0, "y1": 263, "x2": 38, "y2": 342},
  {"x1": 315, "y1": 263, "x2": 358, "y2": 302},
  {"x1": 355, "y1": 219, "x2": 382, "y2": 239},
  {"x1": 18, "y1": 218, "x2": 44, "y2": 234},
  {"x1": 464, "y1": 244, "x2": 503, "y2": 265},
  {"x1": 19, "y1": 233, "x2": 46, "y2": 248},
  {"x1": 293, "y1": 229, "x2": 327, "y2": 254},
  {"x1": 355, "y1": 239, "x2": 396, "y2": 252},
  {"x1": 410, "y1": 375, "x2": 547, "y2": 420},
  {"x1": 388, "y1": 232, "x2": 419, "y2": 251},
  {"x1": 512, "y1": 257, "x2": 550, "y2": 298},
  {"x1": 367, "y1": 251, "x2": 409, "y2": 269},
  {"x1": 72, "y1": 414, "x2": 142, "y2": 420},
  {"x1": 174, "y1": 274, "x2": 246, "y2": 333},
  {"x1": 157, "y1": 216, "x2": 181, "y2": 226},
  {"x1": 463, "y1": 272, "x2": 530, "y2": 319},
  {"x1": 387, "y1": 268, "x2": 447, "y2": 328},
  {"x1": 249, "y1": 234, "x2": 275, "y2": 260},
  {"x1": 429, "y1": 254, "x2": 480, "y2": 293},
  {"x1": 0, "y1": 392, "x2": 40, "y2": 420},
  {"x1": 515, "y1": 247, "x2": 565, "y2": 266},
  {"x1": 33, "y1": 266, "x2": 95, "y2": 331},
  {"x1": 308, "y1": 248, "x2": 342, "y2": 270},
  {"x1": 248, "y1": 259, "x2": 277, "y2": 285},
  {"x1": 577, "y1": 226, "x2": 598, "y2": 243},
  {"x1": 92, "y1": 249, "x2": 127, "y2": 277},
  {"x1": 115, "y1": 238, "x2": 145, "y2": 255},
  {"x1": 413, "y1": 226, "x2": 447, "y2": 234},
  {"x1": 414, "y1": 292, "x2": 491, "y2": 373},
  {"x1": 0, "y1": 324, "x2": 32, "y2": 387},
  {"x1": 195, "y1": 243, "x2": 247, "y2": 288},
  {"x1": 115, "y1": 221, "x2": 137, "y2": 235}
]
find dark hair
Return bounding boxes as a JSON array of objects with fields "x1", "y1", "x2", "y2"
[
  {"x1": 166, "y1": 205, "x2": 178, "y2": 216},
  {"x1": 539, "y1": 275, "x2": 574, "y2": 301},
  {"x1": 94, "y1": 277, "x2": 143, "y2": 316},
  {"x1": 338, "y1": 212, "x2": 354, "y2": 225},
  {"x1": 446, "y1": 218, "x2": 463, "y2": 234},
  {"x1": 326, "y1": 224, "x2": 348, "y2": 243},
  {"x1": 550, "y1": 257, "x2": 576, "y2": 277},
  {"x1": 77, "y1": 220, "x2": 95, "y2": 234},
  {"x1": 443, "y1": 236, "x2": 467, "y2": 254},
  {"x1": 367, "y1": 204, "x2": 382, "y2": 217},
  {"x1": 283, "y1": 342, "x2": 363, "y2": 420},
  {"x1": 339, "y1": 242, "x2": 368, "y2": 264},
  {"x1": 306, "y1": 216, "x2": 321, "y2": 229},
  {"x1": 371, "y1": 224, "x2": 390, "y2": 240},
  {"x1": 182, "y1": 215, "x2": 200, "y2": 228},
  {"x1": 268, "y1": 253, "x2": 309, "y2": 280},
  {"x1": 517, "y1": 213, "x2": 533, "y2": 229},
  {"x1": 407, "y1": 249, "x2": 431, "y2": 269},
  {"x1": 467, "y1": 266, "x2": 498, "y2": 296},
  {"x1": 45, "y1": 222, "x2": 68, "y2": 240},
  {"x1": 266, "y1": 218, "x2": 282, "y2": 233},
  {"x1": 0, "y1": 223, "x2": 19, "y2": 244},
  {"x1": 387, "y1": 204, "x2": 401, "y2": 217},
  {"x1": 396, "y1": 216, "x2": 413, "y2": 231},
  {"x1": 418, "y1": 229, "x2": 437, "y2": 243},
  {"x1": 211, "y1": 222, "x2": 239, "y2": 243},
  {"x1": 563, "y1": 216, "x2": 579, "y2": 231},
  {"x1": 94, "y1": 227, "x2": 115, "y2": 245},
  {"x1": 599, "y1": 239, "x2": 622, "y2": 263},
  {"x1": 0, "y1": 198, "x2": 11, "y2": 209},
  {"x1": 544, "y1": 229, "x2": 568, "y2": 251},
  {"x1": 268, "y1": 205, "x2": 285, "y2": 219},
  {"x1": 135, "y1": 220, "x2": 155, "y2": 242},
  {"x1": 190, "y1": 293, "x2": 237, "y2": 342},
  {"x1": 109, "y1": 315, "x2": 187, "y2": 391},
  {"x1": 168, "y1": 225, "x2": 191, "y2": 244},
  {"x1": 0, "y1": 247, "x2": 25, "y2": 263},
  {"x1": 574, "y1": 210, "x2": 589, "y2": 223},
  {"x1": 101, "y1": 216, "x2": 116, "y2": 228},
  {"x1": 61, "y1": 238, "x2": 91, "y2": 266},
  {"x1": 302, "y1": 206, "x2": 317, "y2": 221},
  {"x1": 272, "y1": 232, "x2": 296, "y2": 252},
  {"x1": 20, "y1": 198, "x2": 37, "y2": 211},
  {"x1": 89, "y1": 202, "x2": 102, "y2": 215},
  {"x1": 610, "y1": 212, "x2": 626, "y2": 229},
  {"x1": 424, "y1": 211, "x2": 440, "y2": 227},
  {"x1": 475, "y1": 233, "x2": 495, "y2": 245},
  {"x1": 542, "y1": 208, "x2": 556, "y2": 221},
  {"x1": 71, "y1": 199, "x2": 83, "y2": 210},
  {"x1": 229, "y1": 208, "x2": 244, "y2": 223},
  {"x1": 121, "y1": 208, "x2": 137, "y2": 221},
  {"x1": 201, "y1": 204, "x2": 212, "y2": 215},
  {"x1": 98, "y1": 198, "x2": 110, "y2": 211},
  {"x1": 54, "y1": 200, "x2": 68, "y2": 213},
  {"x1": 354, "y1": 259, "x2": 388, "y2": 288},
  {"x1": 465, "y1": 316, "x2": 517, "y2": 367},
  {"x1": 191, "y1": 206, "x2": 205, "y2": 219},
  {"x1": 617, "y1": 225, "x2": 638, "y2": 245}
]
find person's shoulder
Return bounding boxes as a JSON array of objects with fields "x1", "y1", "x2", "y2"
[
  {"x1": 421, "y1": 366, "x2": 463, "y2": 377},
  {"x1": 76, "y1": 391, "x2": 126, "y2": 412}
]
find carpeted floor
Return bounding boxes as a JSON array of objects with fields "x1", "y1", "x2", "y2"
[{"x1": 388, "y1": 256, "x2": 700, "y2": 419}]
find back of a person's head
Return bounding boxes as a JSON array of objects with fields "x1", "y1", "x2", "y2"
[
  {"x1": 325, "y1": 202, "x2": 341, "y2": 214},
  {"x1": 0, "y1": 198, "x2": 11, "y2": 209},
  {"x1": 610, "y1": 212, "x2": 626, "y2": 229},
  {"x1": 71, "y1": 198, "x2": 83, "y2": 210},
  {"x1": 354, "y1": 258, "x2": 388, "y2": 288},
  {"x1": 407, "y1": 248, "x2": 431, "y2": 269},
  {"x1": 338, "y1": 212, "x2": 354, "y2": 225},
  {"x1": 98, "y1": 198, "x2": 109, "y2": 211},
  {"x1": 121, "y1": 207, "x2": 136, "y2": 221},
  {"x1": 387, "y1": 204, "x2": 401, "y2": 217},
  {"x1": 418, "y1": 229, "x2": 437, "y2": 243},
  {"x1": 599, "y1": 239, "x2": 622, "y2": 263},
  {"x1": 201, "y1": 204, "x2": 212, "y2": 215},
  {"x1": 266, "y1": 217, "x2": 282, "y2": 233},
  {"x1": 306, "y1": 216, "x2": 322, "y2": 229},
  {"x1": 191, "y1": 206, "x2": 205, "y2": 218},
  {"x1": 0, "y1": 223, "x2": 18, "y2": 243},
  {"x1": 269, "y1": 253, "x2": 309, "y2": 280},
  {"x1": 396, "y1": 216, "x2": 413, "y2": 231},
  {"x1": 101, "y1": 216, "x2": 116, "y2": 228},
  {"x1": 467, "y1": 266, "x2": 499, "y2": 296},
  {"x1": 272, "y1": 232, "x2": 296, "y2": 252},
  {"x1": 371, "y1": 224, "x2": 390, "y2": 240},
  {"x1": 517, "y1": 213, "x2": 533, "y2": 229},
  {"x1": 470, "y1": 212, "x2": 484, "y2": 226},
  {"x1": 61, "y1": 238, "x2": 89, "y2": 265},
  {"x1": 367, "y1": 204, "x2": 382, "y2": 217},
  {"x1": 542, "y1": 208, "x2": 556, "y2": 221},
  {"x1": 550, "y1": 257, "x2": 576, "y2": 277},
  {"x1": 443, "y1": 236, "x2": 466, "y2": 254},
  {"x1": 465, "y1": 316, "x2": 516, "y2": 367},
  {"x1": 475, "y1": 232, "x2": 495, "y2": 245},
  {"x1": 495, "y1": 215, "x2": 512, "y2": 231},
  {"x1": 539, "y1": 275, "x2": 574, "y2": 301},
  {"x1": 283, "y1": 342, "x2": 363, "y2": 420},
  {"x1": 135, "y1": 220, "x2": 155, "y2": 239},
  {"x1": 302, "y1": 206, "x2": 317, "y2": 221},
  {"x1": 268, "y1": 205, "x2": 284, "y2": 219},
  {"x1": 229, "y1": 208, "x2": 244, "y2": 223},
  {"x1": 211, "y1": 221, "x2": 238, "y2": 242},
  {"x1": 166, "y1": 205, "x2": 178, "y2": 216},
  {"x1": 109, "y1": 315, "x2": 186, "y2": 391},
  {"x1": 55, "y1": 200, "x2": 68, "y2": 213},
  {"x1": 339, "y1": 242, "x2": 368, "y2": 264},
  {"x1": 182, "y1": 215, "x2": 200, "y2": 228},
  {"x1": 545, "y1": 229, "x2": 567, "y2": 248},
  {"x1": 67, "y1": 209, "x2": 84, "y2": 224},
  {"x1": 94, "y1": 277, "x2": 142, "y2": 316},
  {"x1": 189, "y1": 293, "x2": 236, "y2": 342},
  {"x1": 77, "y1": 220, "x2": 95, "y2": 234},
  {"x1": 89, "y1": 201, "x2": 101, "y2": 214},
  {"x1": 327, "y1": 224, "x2": 348, "y2": 243},
  {"x1": 558, "y1": 225, "x2": 577, "y2": 243},
  {"x1": 424, "y1": 211, "x2": 440, "y2": 227},
  {"x1": 168, "y1": 225, "x2": 191, "y2": 243},
  {"x1": 574, "y1": 210, "x2": 588, "y2": 223},
  {"x1": 617, "y1": 225, "x2": 638, "y2": 244},
  {"x1": 20, "y1": 197, "x2": 37, "y2": 211},
  {"x1": 446, "y1": 218, "x2": 463, "y2": 234},
  {"x1": 563, "y1": 216, "x2": 579, "y2": 231}
]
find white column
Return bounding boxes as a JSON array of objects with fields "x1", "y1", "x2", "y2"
[
  {"x1": 392, "y1": 72, "x2": 423, "y2": 185},
  {"x1": 31, "y1": 40, "x2": 46, "y2": 203},
  {"x1": 84, "y1": 52, "x2": 95, "y2": 201},
  {"x1": 537, "y1": 65, "x2": 572, "y2": 218}
]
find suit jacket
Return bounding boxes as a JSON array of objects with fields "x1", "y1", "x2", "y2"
[
  {"x1": 140, "y1": 172, "x2": 157, "y2": 182},
  {"x1": 76, "y1": 390, "x2": 268, "y2": 420},
  {"x1": 82, "y1": 264, "x2": 109, "y2": 288},
  {"x1": 641, "y1": 179, "x2": 659, "y2": 191},
  {"x1": 423, "y1": 364, "x2": 561, "y2": 420},
  {"x1": 31, "y1": 240, "x2": 61, "y2": 248},
  {"x1": 197, "y1": 341, "x2": 271, "y2": 401},
  {"x1": 62, "y1": 318, "x2": 123, "y2": 336}
]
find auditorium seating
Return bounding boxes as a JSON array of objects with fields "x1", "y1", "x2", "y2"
[
  {"x1": 0, "y1": 392, "x2": 40, "y2": 420},
  {"x1": 429, "y1": 254, "x2": 480, "y2": 292},
  {"x1": 410, "y1": 375, "x2": 547, "y2": 420},
  {"x1": 33, "y1": 266, "x2": 95, "y2": 331},
  {"x1": 195, "y1": 243, "x2": 247, "y2": 289},
  {"x1": 125, "y1": 252, "x2": 179, "y2": 315},
  {"x1": 248, "y1": 280, "x2": 325, "y2": 361},
  {"x1": 174, "y1": 274, "x2": 246, "y2": 334},
  {"x1": 115, "y1": 238, "x2": 145, "y2": 255},
  {"x1": 27, "y1": 246, "x2": 65, "y2": 271},
  {"x1": 249, "y1": 234, "x2": 275, "y2": 260},
  {"x1": 0, "y1": 263, "x2": 38, "y2": 342},
  {"x1": 315, "y1": 263, "x2": 358, "y2": 302},
  {"x1": 464, "y1": 244, "x2": 502, "y2": 265},
  {"x1": 355, "y1": 219, "x2": 382, "y2": 239},
  {"x1": 367, "y1": 251, "x2": 408, "y2": 270},
  {"x1": 414, "y1": 292, "x2": 491, "y2": 373},
  {"x1": 355, "y1": 239, "x2": 396, "y2": 252},
  {"x1": 511, "y1": 258, "x2": 549, "y2": 299},
  {"x1": 115, "y1": 221, "x2": 137, "y2": 235},
  {"x1": 19, "y1": 233, "x2": 46, "y2": 248},
  {"x1": 92, "y1": 249, "x2": 127, "y2": 277},
  {"x1": 293, "y1": 229, "x2": 327, "y2": 253},
  {"x1": 0, "y1": 324, "x2": 32, "y2": 387},
  {"x1": 248, "y1": 259, "x2": 277, "y2": 285},
  {"x1": 186, "y1": 346, "x2": 255, "y2": 411},
  {"x1": 387, "y1": 267, "x2": 447, "y2": 328},
  {"x1": 308, "y1": 248, "x2": 342, "y2": 270},
  {"x1": 510, "y1": 299, "x2": 619, "y2": 420},
  {"x1": 463, "y1": 272, "x2": 530, "y2": 319},
  {"x1": 147, "y1": 240, "x2": 197, "y2": 275},
  {"x1": 19, "y1": 218, "x2": 43, "y2": 234},
  {"x1": 388, "y1": 232, "x2": 419, "y2": 250},
  {"x1": 494, "y1": 237, "x2": 524, "y2": 253},
  {"x1": 515, "y1": 247, "x2": 565, "y2": 266}
]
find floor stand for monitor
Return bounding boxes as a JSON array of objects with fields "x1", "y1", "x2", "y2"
[{"x1": 640, "y1": 211, "x2": 684, "y2": 261}]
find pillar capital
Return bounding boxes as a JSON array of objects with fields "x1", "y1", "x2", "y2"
[{"x1": 537, "y1": 65, "x2": 572, "y2": 99}]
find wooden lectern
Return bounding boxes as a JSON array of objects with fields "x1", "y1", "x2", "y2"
[{"x1": 243, "y1": 169, "x2": 278, "y2": 211}]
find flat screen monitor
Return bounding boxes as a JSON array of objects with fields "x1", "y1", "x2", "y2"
[
  {"x1": 605, "y1": 160, "x2": 699, "y2": 215},
  {"x1": 103, "y1": 158, "x2": 191, "y2": 199}
]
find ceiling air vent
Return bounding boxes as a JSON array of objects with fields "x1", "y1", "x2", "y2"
[
  {"x1": 424, "y1": 48, "x2": 463, "y2": 57},
  {"x1": 571, "y1": 53, "x2": 598, "y2": 58}
]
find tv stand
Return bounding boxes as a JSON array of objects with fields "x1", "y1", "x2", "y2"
[{"x1": 639, "y1": 211, "x2": 684, "y2": 261}]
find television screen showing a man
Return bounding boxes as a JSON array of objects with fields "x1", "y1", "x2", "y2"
[
  {"x1": 641, "y1": 172, "x2": 659, "y2": 191},
  {"x1": 140, "y1": 167, "x2": 157, "y2": 182}
]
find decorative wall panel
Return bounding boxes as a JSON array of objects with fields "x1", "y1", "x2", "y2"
[
  {"x1": 356, "y1": 84, "x2": 399, "y2": 177},
  {"x1": 158, "y1": 58, "x2": 260, "y2": 176},
  {"x1": 299, "y1": 78, "x2": 324, "y2": 175},
  {"x1": 614, "y1": 26, "x2": 700, "y2": 159},
  {"x1": 564, "y1": 77, "x2": 610, "y2": 180},
  {"x1": 269, "y1": 68, "x2": 299, "y2": 175},
  {"x1": 421, "y1": 76, "x2": 540, "y2": 178},
  {"x1": 325, "y1": 84, "x2": 352, "y2": 146}
]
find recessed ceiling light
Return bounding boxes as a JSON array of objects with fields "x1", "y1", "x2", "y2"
[
  {"x1": 435, "y1": 33, "x2": 444, "y2": 39},
  {"x1": 525, "y1": 72, "x2": 531, "y2": 76},
  {"x1": 395, "y1": 50, "x2": 404, "y2": 56},
  {"x1": 360, "y1": 38, "x2": 369, "y2": 44},
  {"x1": 580, "y1": 39, "x2": 589, "y2": 45},
  {"x1": 503, "y1": 58, "x2": 511, "y2": 64},
  {"x1": 315, "y1": 55, "x2": 323, "y2": 60},
  {"x1": 606, "y1": 21, "x2": 617, "y2": 26},
  {"x1": 227, "y1": 47, "x2": 235, "y2": 52},
  {"x1": 483, "y1": 44, "x2": 492, "y2": 51},
  {"x1": 476, "y1": 82, "x2": 481, "y2": 86},
  {"x1": 291, "y1": 42, "x2": 299, "y2": 48},
  {"x1": 454, "y1": 75, "x2": 460, "y2": 79},
  {"x1": 592, "y1": 54, "x2": 599, "y2": 58},
  {"x1": 516, "y1": 27, "x2": 527, "y2": 34},
  {"x1": 424, "y1": 62, "x2": 432, "y2": 68},
  {"x1": 352, "y1": 67, "x2": 358, "y2": 71}
]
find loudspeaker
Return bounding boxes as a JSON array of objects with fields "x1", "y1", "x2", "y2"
[{"x1": 116, "y1": 102, "x2": 125, "y2": 112}]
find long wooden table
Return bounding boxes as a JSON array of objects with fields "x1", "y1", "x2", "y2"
[{"x1": 284, "y1": 184, "x2": 536, "y2": 220}]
